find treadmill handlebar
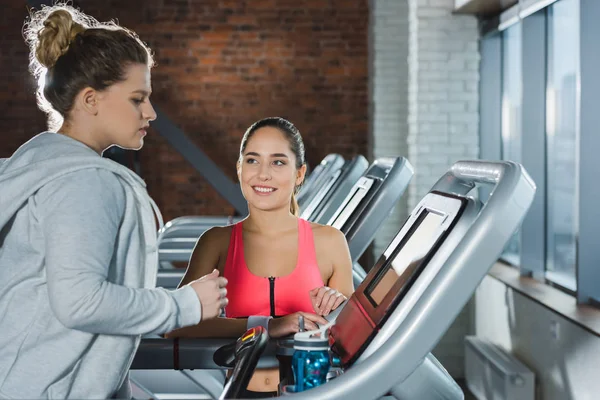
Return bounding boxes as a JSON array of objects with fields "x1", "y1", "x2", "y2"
[
  {"x1": 432, "y1": 160, "x2": 535, "y2": 198},
  {"x1": 131, "y1": 337, "x2": 280, "y2": 370}
]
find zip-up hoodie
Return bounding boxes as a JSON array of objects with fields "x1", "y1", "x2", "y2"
[{"x1": 0, "y1": 132, "x2": 200, "y2": 399}]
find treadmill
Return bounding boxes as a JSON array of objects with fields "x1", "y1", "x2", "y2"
[
  {"x1": 129, "y1": 156, "x2": 414, "y2": 399},
  {"x1": 133, "y1": 160, "x2": 535, "y2": 400}
]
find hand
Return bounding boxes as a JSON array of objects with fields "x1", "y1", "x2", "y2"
[
  {"x1": 309, "y1": 286, "x2": 346, "y2": 316},
  {"x1": 187, "y1": 269, "x2": 228, "y2": 321},
  {"x1": 268, "y1": 312, "x2": 328, "y2": 338}
]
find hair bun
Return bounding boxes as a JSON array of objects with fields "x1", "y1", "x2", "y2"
[{"x1": 35, "y1": 9, "x2": 85, "y2": 69}]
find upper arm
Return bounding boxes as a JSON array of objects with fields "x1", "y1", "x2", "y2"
[
  {"x1": 324, "y1": 226, "x2": 354, "y2": 298},
  {"x1": 38, "y1": 169, "x2": 125, "y2": 274},
  {"x1": 178, "y1": 226, "x2": 229, "y2": 287},
  {"x1": 37, "y1": 170, "x2": 125, "y2": 319}
]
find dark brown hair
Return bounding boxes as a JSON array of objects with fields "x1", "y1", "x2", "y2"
[{"x1": 240, "y1": 117, "x2": 306, "y2": 216}]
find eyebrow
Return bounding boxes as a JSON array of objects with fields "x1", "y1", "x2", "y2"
[
  {"x1": 245, "y1": 152, "x2": 289, "y2": 158},
  {"x1": 131, "y1": 89, "x2": 152, "y2": 96}
]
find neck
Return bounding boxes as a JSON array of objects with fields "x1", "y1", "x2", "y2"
[
  {"x1": 244, "y1": 206, "x2": 297, "y2": 235},
  {"x1": 58, "y1": 122, "x2": 105, "y2": 155}
]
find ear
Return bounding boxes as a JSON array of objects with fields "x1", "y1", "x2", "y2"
[
  {"x1": 296, "y1": 164, "x2": 307, "y2": 186},
  {"x1": 78, "y1": 87, "x2": 100, "y2": 116},
  {"x1": 236, "y1": 160, "x2": 242, "y2": 182}
]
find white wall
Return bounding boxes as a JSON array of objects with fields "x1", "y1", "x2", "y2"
[
  {"x1": 476, "y1": 276, "x2": 600, "y2": 400},
  {"x1": 371, "y1": 0, "x2": 410, "y2": 257},
  {"x1": 370, "y1": 0, "x2": 480, "y2": 378},
  {"x1": 408, "y1": 0, "x2": 480, "y2": 378},
  {"x1": 407, "y1": 0, "x2": 480, "y2": 211}
]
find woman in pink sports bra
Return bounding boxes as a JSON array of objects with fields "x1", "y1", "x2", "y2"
[{"x1": 168, "y1": 117, "x2": 353, "y2": 397}]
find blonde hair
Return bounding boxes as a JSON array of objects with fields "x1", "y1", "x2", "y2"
[
  {"x1": 33, "y1": 8, "x2": 86, "y2": 70},
  {"x1": 23, "y1": 4, "x2": 154, "y2": 130}
]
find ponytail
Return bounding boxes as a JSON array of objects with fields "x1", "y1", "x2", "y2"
[{"x1": 290, "y1": 192, "x2": 300, "y2": 216}]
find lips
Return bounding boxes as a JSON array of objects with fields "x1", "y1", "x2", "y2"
[{"x1": 252, "y1": 186, "x2": 276, "y2": 195}]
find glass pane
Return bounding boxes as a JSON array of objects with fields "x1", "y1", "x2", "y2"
[
  {"x1": 545, "y1": 0, "x2": 579, "y2": 291},
  {"x1": 500, "y1": 24, "x2": 522, "y2": 266}
]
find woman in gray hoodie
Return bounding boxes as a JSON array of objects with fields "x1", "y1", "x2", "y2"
[{"x1": 0, "y1": 4, "x2": 228, "y2": 399}]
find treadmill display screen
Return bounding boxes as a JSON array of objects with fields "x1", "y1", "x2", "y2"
[
  {"x1": 365, "y1": 210, "x2": 445, "y2": 306},
  {"x1": 330, "y1": 178, "x2": 374, "y2": 230}
]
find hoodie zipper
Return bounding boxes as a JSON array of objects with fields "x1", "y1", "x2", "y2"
[{"x1": 268, "y1": 276, "x2": 276, "y2": 317}]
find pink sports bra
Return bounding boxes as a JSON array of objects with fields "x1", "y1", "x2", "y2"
[{"x1": 223, "y1": 218, "x2": 325, "y2": 318}]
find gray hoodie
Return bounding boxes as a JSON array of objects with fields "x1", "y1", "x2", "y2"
[{"x1": 0, "y1": 133, "x2": 201, "y2": 399}]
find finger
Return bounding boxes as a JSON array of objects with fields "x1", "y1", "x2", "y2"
[
  {"x1": 302, "y1": 313, "x2": 328, "y2": 325},
  {"x1": 320, "y1": 287, "x2": 337, "y2": 313},
  {"x1": 331, "y1": 293, "x2": 346, "y2": 311},
  {"x1": 323, "y1": 293, "x2": 339, "y2": 316},
  {"x1": 308, "y1": 289, "x2": 321, "y2": 313},
  {"x1": 220, "y1": 297, "x2": 229, "y2": 308},
  {"x1": 309, "y1": 295, "x2": 320, "y2": 313},
  {"x1": 315, "y1": 287, "x2": 329, "y2": 310},
  {"x1": 216, "y1": 276, "x2": 228, "y2": 288},
  {"x1": 304, "y1": 321, "x2": 319, "y2": 331},
  {"x1": 317, "y1": 293, "x2": 332, "y2": 315},
  {"x1": 207, "y1": 269, "x2": 219, "y2": 278},
  {"x1": 219, "y1": 288, "x2": 227, "y2": 298}
]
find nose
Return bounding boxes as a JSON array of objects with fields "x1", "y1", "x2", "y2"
[
  {"x1": 258, "y1": 162, "x2": 271, "y2": 181},
  {"x1": 144, "y1": 99, "x2": 157, "y2": 122}
]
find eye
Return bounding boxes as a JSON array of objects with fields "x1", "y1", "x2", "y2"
[
  {"x1": 246, "y1": 158, "x2": 258, "y2": 164},
  {"x1": 131, "y1": 98, "x2": 144, "y2": 105},
  {"x1": 273, "y1": 160, "x2": 286, "y2": 166}
]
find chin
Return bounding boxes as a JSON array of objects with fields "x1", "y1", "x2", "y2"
[
  {"x1": 133, "y1": 139, "x2": 144, "y2": 150},
  {"x1": 125, "y1": 139, "x2": 145, "y2": 151},
  {"x1": 250, "y1": 201, "x2": 289, "y2": 213}
]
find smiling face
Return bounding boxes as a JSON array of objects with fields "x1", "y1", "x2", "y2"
[{"x1": 238, "y1": 126, "x2": 306, "y2": 214}]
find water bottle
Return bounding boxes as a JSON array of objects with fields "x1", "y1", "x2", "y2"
[{"x1": 291, "y1": 330, "x2": 331, "y2": 392}]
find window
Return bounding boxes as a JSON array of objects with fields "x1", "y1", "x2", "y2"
[
  {"x1": 500, "y1": 24, "x2": 522, "y2": 266},
  {"x1": 545, "y1": 0, "x2": 579, "y2": 291}
]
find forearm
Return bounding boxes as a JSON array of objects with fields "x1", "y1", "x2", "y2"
[{"x1": 49, "y1": 276, "x2": 200, "y2": 335}]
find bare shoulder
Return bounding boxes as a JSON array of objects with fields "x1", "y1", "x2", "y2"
[
  {"x1": 186, "y1": 224, "x2": 234, "y2": 279},
  {"x1": 201, "y1": 225, "x2": 233, "y2": 242},
  {"x1": 309, "y1": 222, "x2": 346, "y2": 244},
  {"x1": 196, "y1": 225, "x2": 233, "y2": 250}
]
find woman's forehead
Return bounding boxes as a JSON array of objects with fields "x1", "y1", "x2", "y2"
[{"x1": 245, "y1": 127, "x2": 292, "y2": 154}]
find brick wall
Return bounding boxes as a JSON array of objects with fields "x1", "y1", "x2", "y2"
[
  {"x1": 1, "y1": 0, "x2": 369, "y2": 221},
  {"x1": 1, "y1": 2, "x2": 48, "y2": 157},
  {"x1": 371, "y1": 0, "x2": 480, "y2": 378}
]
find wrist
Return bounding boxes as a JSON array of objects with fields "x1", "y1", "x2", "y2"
[{"x1": 247, "y1": 315, "x2": 273, "y2": 333}]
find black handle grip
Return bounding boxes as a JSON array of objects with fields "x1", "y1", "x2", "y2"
[{"x1": 213, "y1": 340, "x2": 238, "y2": 369}]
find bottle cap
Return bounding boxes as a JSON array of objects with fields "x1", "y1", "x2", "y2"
[{"x1": 293, "y1": 330, "x2": 329, "y2": 351}]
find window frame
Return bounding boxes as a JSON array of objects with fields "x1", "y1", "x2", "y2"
[{"x1": 479, "y1": 0, "x2": 600, "y2": 306}]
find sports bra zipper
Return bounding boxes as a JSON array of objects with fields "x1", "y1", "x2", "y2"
[{"x1": 268, "y1": 276, "x2": 276, "y2": 317}]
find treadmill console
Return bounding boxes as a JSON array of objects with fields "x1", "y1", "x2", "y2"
[
  {"x1": 328, "y1": 176, "x2": 377, "y2": 231},
  {"x1": 329, "y1": 192, "x2": 468, "y2": 366}
]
